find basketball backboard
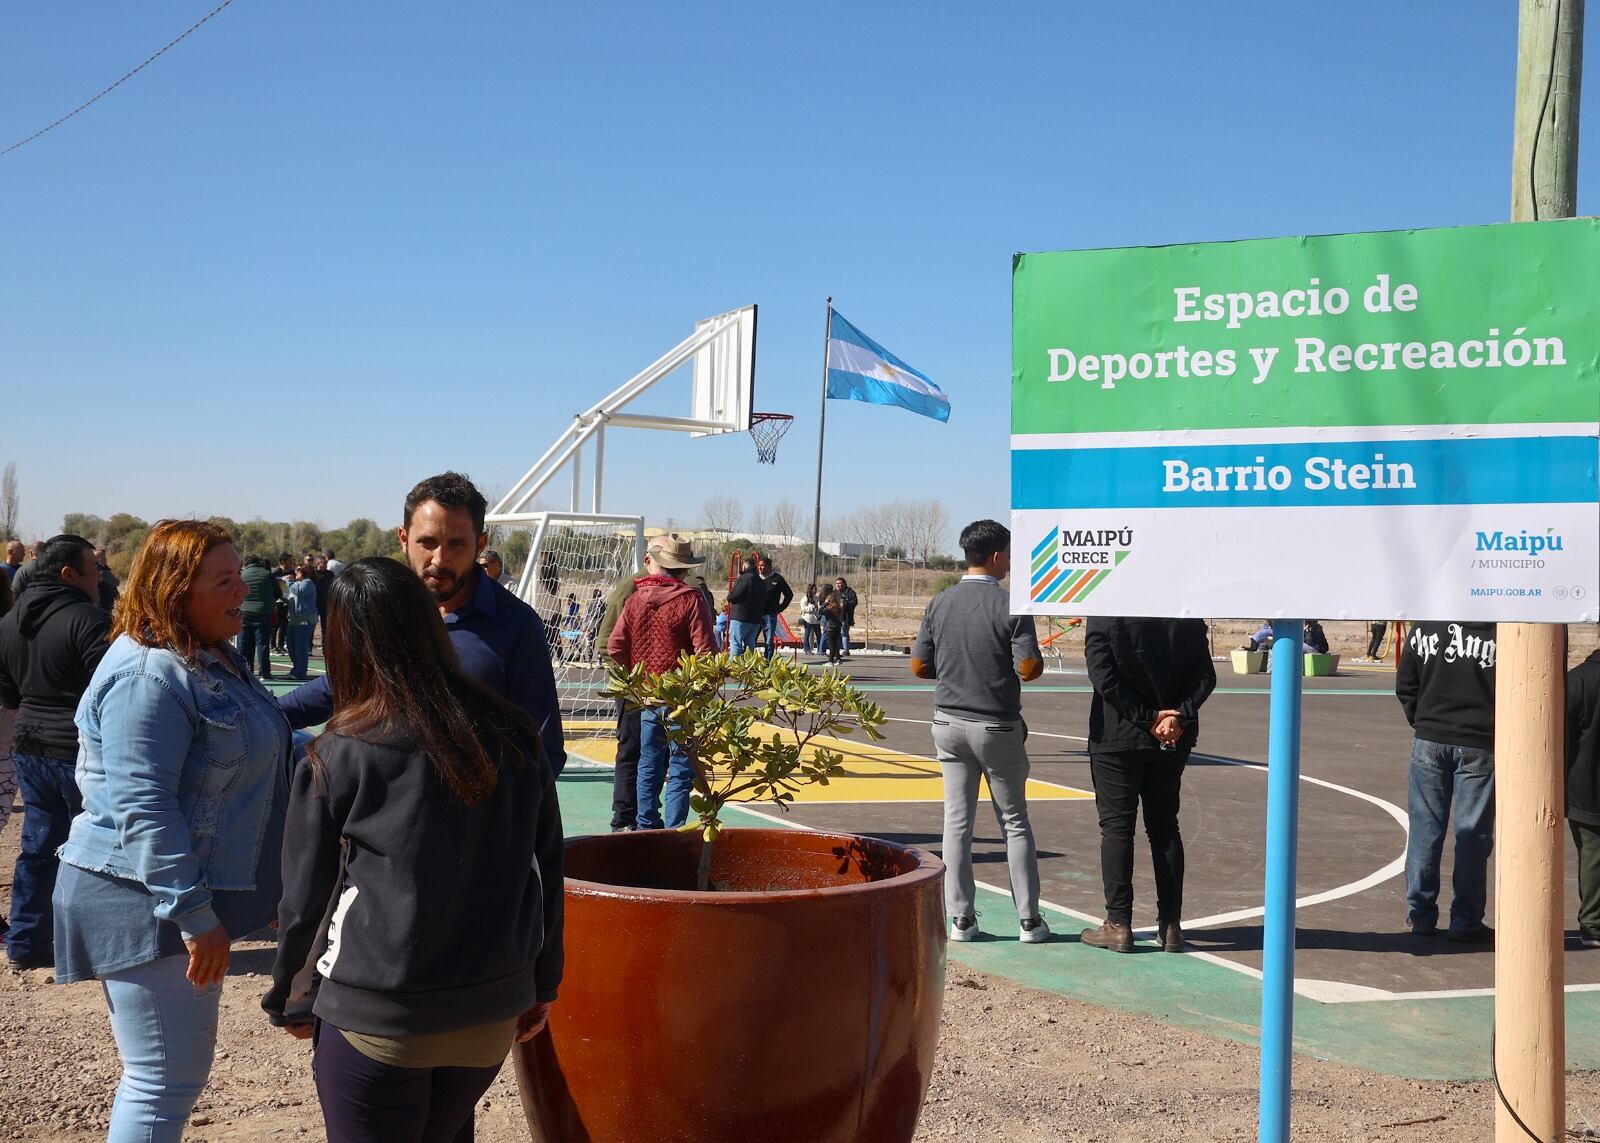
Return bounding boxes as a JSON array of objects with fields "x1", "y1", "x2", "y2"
[{"x1": 689, "y1": 304, "x2": 758, "y2": 436}]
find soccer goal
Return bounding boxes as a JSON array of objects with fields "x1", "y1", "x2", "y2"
[{"x1": 496, "y1": 511, "x2": 645, "y2": 733}]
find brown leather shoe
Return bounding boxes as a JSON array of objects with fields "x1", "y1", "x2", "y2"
[
  {"x1": 1079, "y1": 920, "x2": 1134, "y2": 953},
  {"x1": 1158, "y1": 920, "x2": 1184, "y2": 953}
]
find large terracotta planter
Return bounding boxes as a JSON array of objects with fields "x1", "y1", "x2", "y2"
[{"x1": 514, "y1": 827, "x2": 946, "y2": 1143}]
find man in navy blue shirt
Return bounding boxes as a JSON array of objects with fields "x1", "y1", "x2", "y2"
[{"x1": 278, "y1": 472, "x2": 566, "y2": 774}]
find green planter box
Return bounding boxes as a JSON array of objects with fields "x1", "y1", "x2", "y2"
[{"x1": 1303, "y1": 653, "x2": 1340, "y2": 677}]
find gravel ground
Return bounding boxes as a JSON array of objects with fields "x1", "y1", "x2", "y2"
[{"x1": 6, "y1": 824, "x2": 1600, "y2": 1140}]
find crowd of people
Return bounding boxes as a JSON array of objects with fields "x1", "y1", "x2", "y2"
[
  {"x1": 596, "y1": 543, "x2": 865, "y2": 833},
  {"x1": 9, "y1": 484, "x2": 1600, "y2": 1142},
  {"x1": 0, "y1": 474, "x2": 564, "y2": 1143}
]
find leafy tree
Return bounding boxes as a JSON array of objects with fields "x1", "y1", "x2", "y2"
[
  {"x1": 605, "y1": 652, "x2": 884, "y2": 890},
  {"x1": 62, "y1": 514, "x2": 110, "y2": 544},
  {"x1": 501, "y1": 530, "x2": 533, "y2": 579},
  {"x1": 290, "y1": 521, "x2": 322, "y2": 555}
]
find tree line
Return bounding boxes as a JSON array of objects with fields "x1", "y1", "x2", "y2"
[
  {"x1": 699, "y1": 495, "x2": 953, "y2": 564},
  {"x1": 55, "y1": 513, "x2": 401, "y2": 578}
]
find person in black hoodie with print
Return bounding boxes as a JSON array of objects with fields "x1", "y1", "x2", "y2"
[
  {"x1": 1079, "y1": 616, "x2": 1216, "y2": 955},
  {"x1": 1567, "y1": 650, "x2": 1600, "y2": 948},
  {"x1": 263, "y1": 557, "x2": 562, "y2": 1142},
  {"x1": 1395, "y1": 621, "x2": 1496, "y2": 943}
]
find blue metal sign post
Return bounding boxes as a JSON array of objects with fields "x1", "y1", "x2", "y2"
[{"x1": 1258, "y1": 620, "x2": 1304, "y2": 1142}]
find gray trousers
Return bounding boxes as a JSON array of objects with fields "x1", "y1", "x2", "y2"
[{"x1": 933, "y1": 710, "x2": 1041, "y2": 922}]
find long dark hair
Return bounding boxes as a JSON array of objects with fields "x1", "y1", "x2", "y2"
[{"x1": 312, "y1": 557, "x2": 538, "y2": 806}]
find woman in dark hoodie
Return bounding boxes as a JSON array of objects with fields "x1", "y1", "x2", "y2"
[{"x1": 263, "y1": 557, "x2": 563, "y2": 1142}]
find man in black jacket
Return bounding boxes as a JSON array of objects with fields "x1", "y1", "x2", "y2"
[
  {"x1": 756, "y1": 556, "x2": 794, "y2": 661},
  {"x1": 1080, "y1": 616, "x2": 1216, "y2": 954},
  {"x1": 1566, "y1": 650, "x2": 1600, "y2": 947},
  {"x1": 1397, "y1": 621, "x2": 1497, "y2": 942},
  {"x1": 833, "y1": 576, "x2": 859, "y2": 658},
  {"x1": 726, "y1": 556, "x2": 765, "y2": 656},
  {"x1": 0, "y1": 534, "x2": 111, "y2": 969}
]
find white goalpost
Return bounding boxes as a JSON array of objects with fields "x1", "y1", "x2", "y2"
[
  {"x1": 487, "y1": 305, "x2": 759, "y2": 736},
  {"x1": 494, "y1": 511, "x2": 645, "y2": 730}
]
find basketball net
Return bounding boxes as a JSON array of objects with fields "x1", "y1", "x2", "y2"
[{"x1": 749, "y1": 413, "x2": 793, "y2": 464}]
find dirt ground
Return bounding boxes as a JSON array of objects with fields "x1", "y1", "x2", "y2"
[
  {"x1": 9, "y1": 948, "x2": 1600, "y2": 1143},
  {"x1": 6, "y1": 808, "x2": 1600, "y2": 1141}
]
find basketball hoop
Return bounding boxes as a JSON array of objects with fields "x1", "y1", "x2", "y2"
[{"x1": 748, "y1": 413, "x2": 793, "y2": 464}]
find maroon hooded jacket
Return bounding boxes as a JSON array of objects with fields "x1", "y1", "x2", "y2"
[{"x1": 606, "y1": 574, "x2": 717, "y2": 676}]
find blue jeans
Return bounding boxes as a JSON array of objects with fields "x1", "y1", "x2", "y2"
[
  {"x1": 761, "y1": 614, "x2": 779, "y2": 659},
  {"x1": 1405, "y1": 737, "x2": 1495, "y2": 932},
  {"x1": 9, "y1": 753, "x2": 81, "y2": 963},
  {"x1": 728, "y1": 619, "x2": 762, "y2": 657},
  {"x1": 802, "y1": 623, "x2": 820, "y2": 654},
  {"x1": 102, "y1": 953, "x2": 223, "y2": 1143},
  {"x1": 842, "y1": 626, "x2": 853, "y2": 656},
  {"x1": 636, "y1": 707, "x2": 693, "y2": 830},
  {"x1": 237, "y1": 615, "x2": 273, "y2": 677},
  {"x1": 287, "y1": 622, "x2": 313, "y2": 678}
]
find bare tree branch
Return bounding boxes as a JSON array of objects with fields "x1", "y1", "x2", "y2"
[
  {"x1": 0, "y1": 462, "x2": 17, "y2": 540},
  {"x1": 701, "y1": 495, "x2": 743, "y2": 535}
]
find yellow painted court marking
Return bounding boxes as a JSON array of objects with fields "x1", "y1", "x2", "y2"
[{"x1": 565, "y1": 724, "x2": 1091, "y2": 804}]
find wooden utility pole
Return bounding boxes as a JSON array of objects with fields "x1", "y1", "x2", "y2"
[{"x1": 1499, "y1": 3, "x2": 1582, "y2": 1139}]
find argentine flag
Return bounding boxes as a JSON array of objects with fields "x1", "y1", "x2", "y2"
[{"x1": 826, "y1": 310, "x2": 950, "y2": 423}]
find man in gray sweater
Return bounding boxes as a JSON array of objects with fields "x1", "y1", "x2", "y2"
[{"x1": 911, "y1": 519, "x2": 1048, "y2": 945}]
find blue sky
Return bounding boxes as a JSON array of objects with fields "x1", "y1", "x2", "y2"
[{"x1": 3, "y1": 3, "x2": 1592, "y2": 549}]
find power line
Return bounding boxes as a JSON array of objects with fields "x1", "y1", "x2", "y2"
[{"x1": 0, "y1": 0, "x2": 237, "y2": 159}]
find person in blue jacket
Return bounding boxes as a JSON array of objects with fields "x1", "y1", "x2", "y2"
[
  {"x1": 277, "y1": 472, "x2": 565, "y2": 775},
  {"x1": 54, "y1": 520, "x2": 290, "y2": 1142}
]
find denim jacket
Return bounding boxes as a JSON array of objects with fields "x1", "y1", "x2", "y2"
[
  {"x1": 60, "y1": 634, "x2": 289, "y2": 939},
  {"x1": 284, "y1": 578, "x2": 318, "y2": 622}
]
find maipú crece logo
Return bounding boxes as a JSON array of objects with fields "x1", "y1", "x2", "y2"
[{"x1": 1030, "y1": 526, "x2": 1131, "y2": 604}]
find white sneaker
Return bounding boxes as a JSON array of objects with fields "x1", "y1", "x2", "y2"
[
  {"x1": 1019, "y1": 916, "x2": 1051, "y2": 944},
  {"x1": 950, "y1": 916, "x2": 978, "y2": 942}
]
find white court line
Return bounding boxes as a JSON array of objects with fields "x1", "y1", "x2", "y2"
[
  {"x1": 888, "y1": 717, "x2": 1411, "y2": 932},
  {"x1": 733, "y1": 729, "x2": 1600, "y2": 1004},
  {"x1": 726, "y1": 802, "x2": 1264, "y2": 979}
]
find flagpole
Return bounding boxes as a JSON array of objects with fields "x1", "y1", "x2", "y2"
[{"x1": 809, "y1": 297, "x2": 833, "y2": 592}]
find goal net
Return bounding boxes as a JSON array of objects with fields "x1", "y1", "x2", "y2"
[{"x1": 501, "y1": 513, "x2": 645, "y2": 736}]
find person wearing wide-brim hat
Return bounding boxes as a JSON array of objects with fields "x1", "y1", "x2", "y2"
[{"x1": 606, "y1": 535, "x2": 717, "y2": 830}]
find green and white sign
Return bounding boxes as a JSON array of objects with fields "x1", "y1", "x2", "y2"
[{"x1": 1011, "y1": 220, "x2": 1600, "y2": 622}]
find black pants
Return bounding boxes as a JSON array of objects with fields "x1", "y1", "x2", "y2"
[
  {"x1": 1366, "y1": 622, "x2": 1387, "y2": 659},
  {"x1": 313, "y1": 1020, "x2": 502, "y2": 1143},
  {"x1": 1089, "y1": 748, "x2": 1188, "y2": 926},
  {"x1": 611, "y1": 698, "x2": 643, "y2": 830}
]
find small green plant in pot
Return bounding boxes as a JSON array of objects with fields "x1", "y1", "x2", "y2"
[{"x1": 603, "y1": 650, "x2": 886, "y2": 890}]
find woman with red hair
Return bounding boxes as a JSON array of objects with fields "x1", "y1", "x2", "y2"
[{"x1": 53, "y1": 519, "x2": 290, "y2": 1143}]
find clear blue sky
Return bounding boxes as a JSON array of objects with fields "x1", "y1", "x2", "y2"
[{"x1": 3, "y1": 2, "x2": 1594, "y2": 550}]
